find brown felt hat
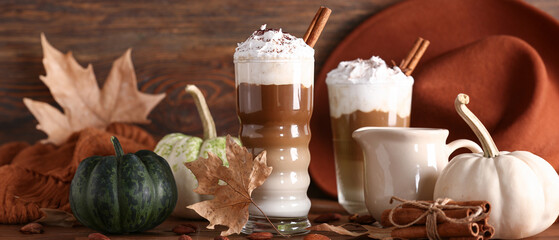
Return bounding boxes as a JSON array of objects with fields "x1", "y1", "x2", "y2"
[{"x1": 310, "y1": 0, "x2": 559, "y2": 197}]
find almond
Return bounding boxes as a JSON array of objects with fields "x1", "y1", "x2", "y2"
[
  {"x1": 179, "y1": 234, "x2": 193, "y2": 240},
  {"x1": 88, "y1": 233, "x2": 110, "y2": 240},
  {"x1": 348, "y1": 213, "x2": 359, "y2": 222},
  {"x1": 20, "y1": 222, "x2": 43, "y2": 234},
  {"x1": 247, "y1": 232, "x2": 273, "y2": 240},
  {"x1": 173, "y1": 224, "x2": 197, "y2": 235},
  {"x1": 355, "y1": 214, "x2": 375, "y2": 225},
  {"x1": 304, "y1": 233, "x2": 331, "y2": 240}
]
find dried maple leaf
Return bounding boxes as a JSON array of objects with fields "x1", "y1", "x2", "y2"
[
  {"x1": 185, "y1": 135, "x2": 273, "y2": 236},
  {"x1": 307, "y1": 223, "x2": 393, "y2": 239},
  {"x1": 308, "y1": 223, "x2": 363, "y2": 237},
  {"x1": 35, "y1": 208, "x2": 79, "y2": 227},
  {"x1": 23, "y1": 34, "x2": 165, "y2": 145}
]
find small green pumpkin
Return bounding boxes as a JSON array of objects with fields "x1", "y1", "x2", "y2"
[
  {"x1": 70, "y1": 136, "x2": 177, "y2": 234},
  {"x1": 154, "y1": 85, "x2": 240, "y2": 219}
]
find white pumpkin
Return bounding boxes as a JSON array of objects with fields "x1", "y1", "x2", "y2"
[
  {"x1": 434, "y1": 94, "x2": 559, "y2": 239},
  {"x1": 154, "y1": 85, "x2": 240, "y2": 219}
]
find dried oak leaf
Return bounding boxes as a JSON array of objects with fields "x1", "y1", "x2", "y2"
[
  {"x1": 185, "y1": 136, "x2": 272, "y2": 236},
  {"x1": 23, "y1": 34, "x2": 165, "y2": 145}
]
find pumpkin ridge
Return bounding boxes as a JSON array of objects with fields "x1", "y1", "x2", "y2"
[
  {"x1": 120, "y1": 154, "x2": 147, "y2": 232},
  {"x1": 111, "y1": 136, "x2": 124, "y2": 232},
  {"x1": 135, "y1": 152, "x2": 159, "y2": 232},
  {"x1": 71, "y1": 156, "x2": 100, "y2": 230},
  {"x1": 115, "y1": 153, "x2": 124, "y2": 233},
  {"x1": 93, "y1": 157, "x2": 121, "y2": 233}
]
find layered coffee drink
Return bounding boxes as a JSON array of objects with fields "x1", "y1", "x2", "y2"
[
  {"x1": 326, "y1": 56, "x2": 413, "y2": 214},
  {"x1": 235, "y1": 25, "x2": 314, "y2": 234}
]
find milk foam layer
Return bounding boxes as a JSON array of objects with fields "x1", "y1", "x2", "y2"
[
  {"x1": 234, "y1": 25, "x2": 315, "y2": 87},
  {"x1": 326, "y1": 56, "x2": 413, "y2": 118},
  {"x1": 235, "y1": 60, "x2": 314, "y2": 87},
  {"x1": 234, "y1": 24, "x2": 314, "y2": 60}
]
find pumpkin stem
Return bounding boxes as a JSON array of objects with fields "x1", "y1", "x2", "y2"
[
  {"x1": 454, "y1": 94, "x2": 499, "y2": 158},
  {"x1": 111, "y1": 136, "x2": 125, "y2": 158},
  {"x1": 185, "y1": 85, "x2": 217, "y2": 140}
]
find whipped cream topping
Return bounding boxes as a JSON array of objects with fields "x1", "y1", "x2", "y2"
[
  {"x1": 326, "y1": 56, "x2": 412, "y2": 84},
  {"x1": 234, "y1": 24, "x2": 314, "y2": 60},
  {"x1": 326, "y1": 56, "x2": 413, "y2": 118}
]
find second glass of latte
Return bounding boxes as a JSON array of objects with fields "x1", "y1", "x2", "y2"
[{"x1": 326, "y1": 56, "x2": 414, "y2": 214}]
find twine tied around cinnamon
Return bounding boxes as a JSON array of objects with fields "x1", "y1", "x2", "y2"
[{"x1": 388, "y1": 196, "x2": 488, "y2": 240}]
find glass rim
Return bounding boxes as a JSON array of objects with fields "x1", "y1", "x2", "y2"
[
  {"x1": 354, "y1": 126, "x2": 448, "y2": 133},
  {"x1": 234, "y1": 58, "x2": 314, "y2": 63},
  {"x1": 326, "y1": 80, "x2": 414, "y2": 86}
]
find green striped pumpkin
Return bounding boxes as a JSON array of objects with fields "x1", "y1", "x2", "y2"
[
  {"x1": 154, "y1": 85, "x2": 240, "y2": 219},
  {"x1": 69, "y1": 136, "x2": 177, "y2": 234}
]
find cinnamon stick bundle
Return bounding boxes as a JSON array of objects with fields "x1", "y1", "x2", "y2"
[
  {"x1": 383, "y1": 197, "x2": 494, "y2": 240},
  {"x1": 399, "y1": 37, "x2": 430, "y2": 76}
]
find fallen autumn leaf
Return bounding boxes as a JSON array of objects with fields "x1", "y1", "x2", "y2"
[
  {"x1": 185, "y1": 135, "x2": 273, "y2": 236},
  {"x1": 23, "y1": 34, "x2": 165, "y2": 145}
]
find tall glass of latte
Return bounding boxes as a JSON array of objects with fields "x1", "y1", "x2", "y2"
[
  {"x1": 235, "y1": 25, "x2": 314, "y2": 235},
  {"x1": 326, "y1": 56, "x2": 413, "y2": 214}
]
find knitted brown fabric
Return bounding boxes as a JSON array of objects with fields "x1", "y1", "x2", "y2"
[{"x1": 0, "y1": 123, "x2": 156, "y2": 224}]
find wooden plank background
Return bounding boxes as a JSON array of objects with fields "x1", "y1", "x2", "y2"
[
  {"x1": 1, "y1": 0, "x2": 557, "y2": 145},
  {"x1": 1, "y1": 1, "x2": 558, "y2": 199}
]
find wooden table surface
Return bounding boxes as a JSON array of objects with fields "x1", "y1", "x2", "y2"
[{"x1": 0, "y1": 199, "x2": 557, "y2": 240}]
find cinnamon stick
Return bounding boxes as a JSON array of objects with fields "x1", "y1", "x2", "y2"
[
  {"x1": 399, "y1": 37, "x2": 430, "y2": 76},
  {"x1": 480, "y1": 224, "x2": 495, "y2": 239},
  {"x1": 399, "y1": 38, "x2": 422, "y2": 71},
  {"x1": 477, "y1": 217, "x2": 489, "y2": 227},
  {"x1": 303, "y1": 8, "x2": 321, "y2": 42},
  {"x1": 391, "y1": 222, "x2": 480, "y2": 239},
  {"x1": 476, "y1": 217, "x2": 495, "y2": 239},
  {"x1": 303, "y1": 6, "x2": 331, "y2": 48},
  {"x1": 380, "y1": 208, "x2": 472, "y2": 227},
  {"x1": 448, "y1": 237, "x2": 483, "y2": 240}
]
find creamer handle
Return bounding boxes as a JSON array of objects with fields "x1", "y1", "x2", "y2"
[{"x1": 446, "y1": 139, "x2": 482, "y2": 156}]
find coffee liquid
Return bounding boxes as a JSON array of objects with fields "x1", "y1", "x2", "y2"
[
  {"x1": 237, "y1": 82, "x2": 313, "y2": 217},
  {"x1": 330, "y1": 110, "x2": 409, "y2": 212}
]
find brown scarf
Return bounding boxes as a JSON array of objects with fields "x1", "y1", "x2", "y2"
[{"x1": 0, "y1": 123, "x2": 156, "y2": 224}]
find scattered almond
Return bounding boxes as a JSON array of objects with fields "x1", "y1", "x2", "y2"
[
  {"x1": 348, "y1": 213, "x2": 359, "y2": 222},
  {"x1": 355, "y1": 214, "x2": 375, "y2": 225},
  {"x1": 179, "y1": 234, "x2": 193, "y2": 240},
  {"x1": 20, "y1": 222, "x2": 43, "y2": 234},
  {"x1": 88, "y1": 233, "x2": 110, "y2": 240},
  {"x1": 247, "y1": 232, "x2": 273, "y2": 240},
  {"x1": 215, "y1": 236, "x2": 230, "y2": 240},
  {"x1": 304, "y1": 233, "x2": 331, "y2": 240},
  {"x1": 173, "y1": 223, "x2": 197, "y2": 235},
  {"x1": 313, "y1": 213, "x2": 341, "y2": 223}
]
